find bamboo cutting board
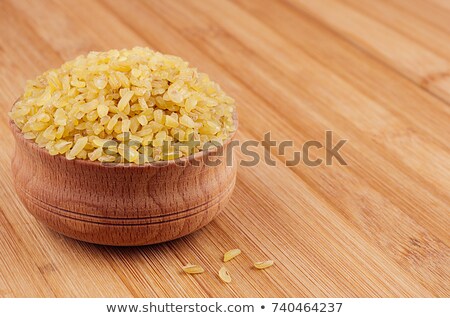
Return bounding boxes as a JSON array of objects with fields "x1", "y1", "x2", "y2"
[{"x1": 0, "y1": 0, "x2": 449, "y2": 297}]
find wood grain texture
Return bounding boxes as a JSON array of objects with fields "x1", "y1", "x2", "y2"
[{"x1": 0, "y1": 0, "x2": 449, "y2": 297}]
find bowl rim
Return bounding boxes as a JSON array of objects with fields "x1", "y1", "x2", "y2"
[{"x1": 9, "y1": 108, "x2": 238, "y2": 169}]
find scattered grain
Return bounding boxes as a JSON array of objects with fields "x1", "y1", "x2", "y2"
[
  {"x1": 218, "y1": 266, "x2": 232, "y2": 283},
  {"x1": 223, "y1": 249, "x2": 241, "y2": 262},
  {"x1": 254, "y1": 260, "x2": 274, "y2": 269},
  {"x1": 182, "y1": 264, "x2": 205, "y2": 274}
]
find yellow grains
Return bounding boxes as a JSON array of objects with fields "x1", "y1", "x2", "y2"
[
  {"x1": 254, "y1": 260, "x2": 274, "y2": 269},
  {"x1": 137, "y1": 114, "x2": 148, "y2": 126},
  {"x1": 182, "y1": 264, "x2": 205, "y2": 274},
  {"x1": 165, "y1": 115, "x2": 179, "y2": 128},
  {"x1": 94, "y1": 76, "x2": 107, "y2": 90},
  {"x1": 29, "y1": 122, "x2": 49, "y2": 131},
  {"x1": 154, "y1": 109, "x2": 163, "y2": 124},
  {"x1": 218, "y1": 266, "x2": 232, "y2": 283},
  {"x1": 182, "y1": 251, "x2": 274, "y2": 284},
  {"x1": 36, "y1": 113, "x2": 51, "y2": 122},
  {"x1": 97, "y1": 104, "x2": 109, "y2": 118},
  {"x1": 23, "y1": 132, "x2": 36, "y2": 140},
  {"x1": 106, "y1": 114, "x2": 119, "y2": 131},
  {"x1": 54, "y1": 109, "x2": 67, "y2": 126},
  {"x1": 88, "y1": 147, "x2": 103, "y2": 161},
  {"x1": 121, "y1": 119, "x2": 131, "y2": 133},
  {"x1": 223, "y1": 249, "x2": 241, "y2": 262},
  {"x1": 82, "y1": 100, "x2": 99, "y2": 113},
  {"x1": 98, "y1": 155, "x2": 116, "y2": 162},
  {"x1": 9, "y1": 47, "x2": 236, "y2": 163},
  {"x1": 155, "y1": 131, "x2": 167, "y2": 140},
  {"x1": 54, "y1": 140, "x2": 72, "y2": 154},
  {"x1": 118, "y1": 143, "x2": 139, "y2": 163},
  {"x1": 180, "y1": 115, "x2": 195, "y2": 128},
  {"x1": 68, "y1": 136, "x2": 88, "y2": 158},
  {"x1": 43, "y1": 125, "x2": 56, "y2": 140},
  {"x1": 184, "y1": 97, "x2": 197, "y2": 112},
  {"x1": 138, "y1": 97, "x2": 148, "y2": 110},
  {"x1": 118, "y1": 89, "x2": 134, "y2": 111},
  {"x1": 92, "y1": 137, "x2": 109, "y2": 148}
]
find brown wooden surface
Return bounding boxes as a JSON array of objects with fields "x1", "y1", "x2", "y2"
[{"x1": 0, "y1": 0, "x2": 449, "y2": 297}]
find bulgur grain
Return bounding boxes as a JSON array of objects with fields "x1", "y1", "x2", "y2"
[
  {"x1": 254, "y1": 260, "x2": 274, "y2": 269},
  {"x1": 218, "y1": 266, "x2": 232, "y2": 283},
  {"x1": 10, "y1": 47, "x2": 236, "y2": 163},
  {"x1": 223, "y1": 249, "x2": 241, "y2": 262},
  {"x1": 182, "y1": 264, "x2": 205, "y2": 274}
]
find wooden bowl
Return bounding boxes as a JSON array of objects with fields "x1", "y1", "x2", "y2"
[{"x1": 9, "y1": 119, "x2": 237, "y2": 246}]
